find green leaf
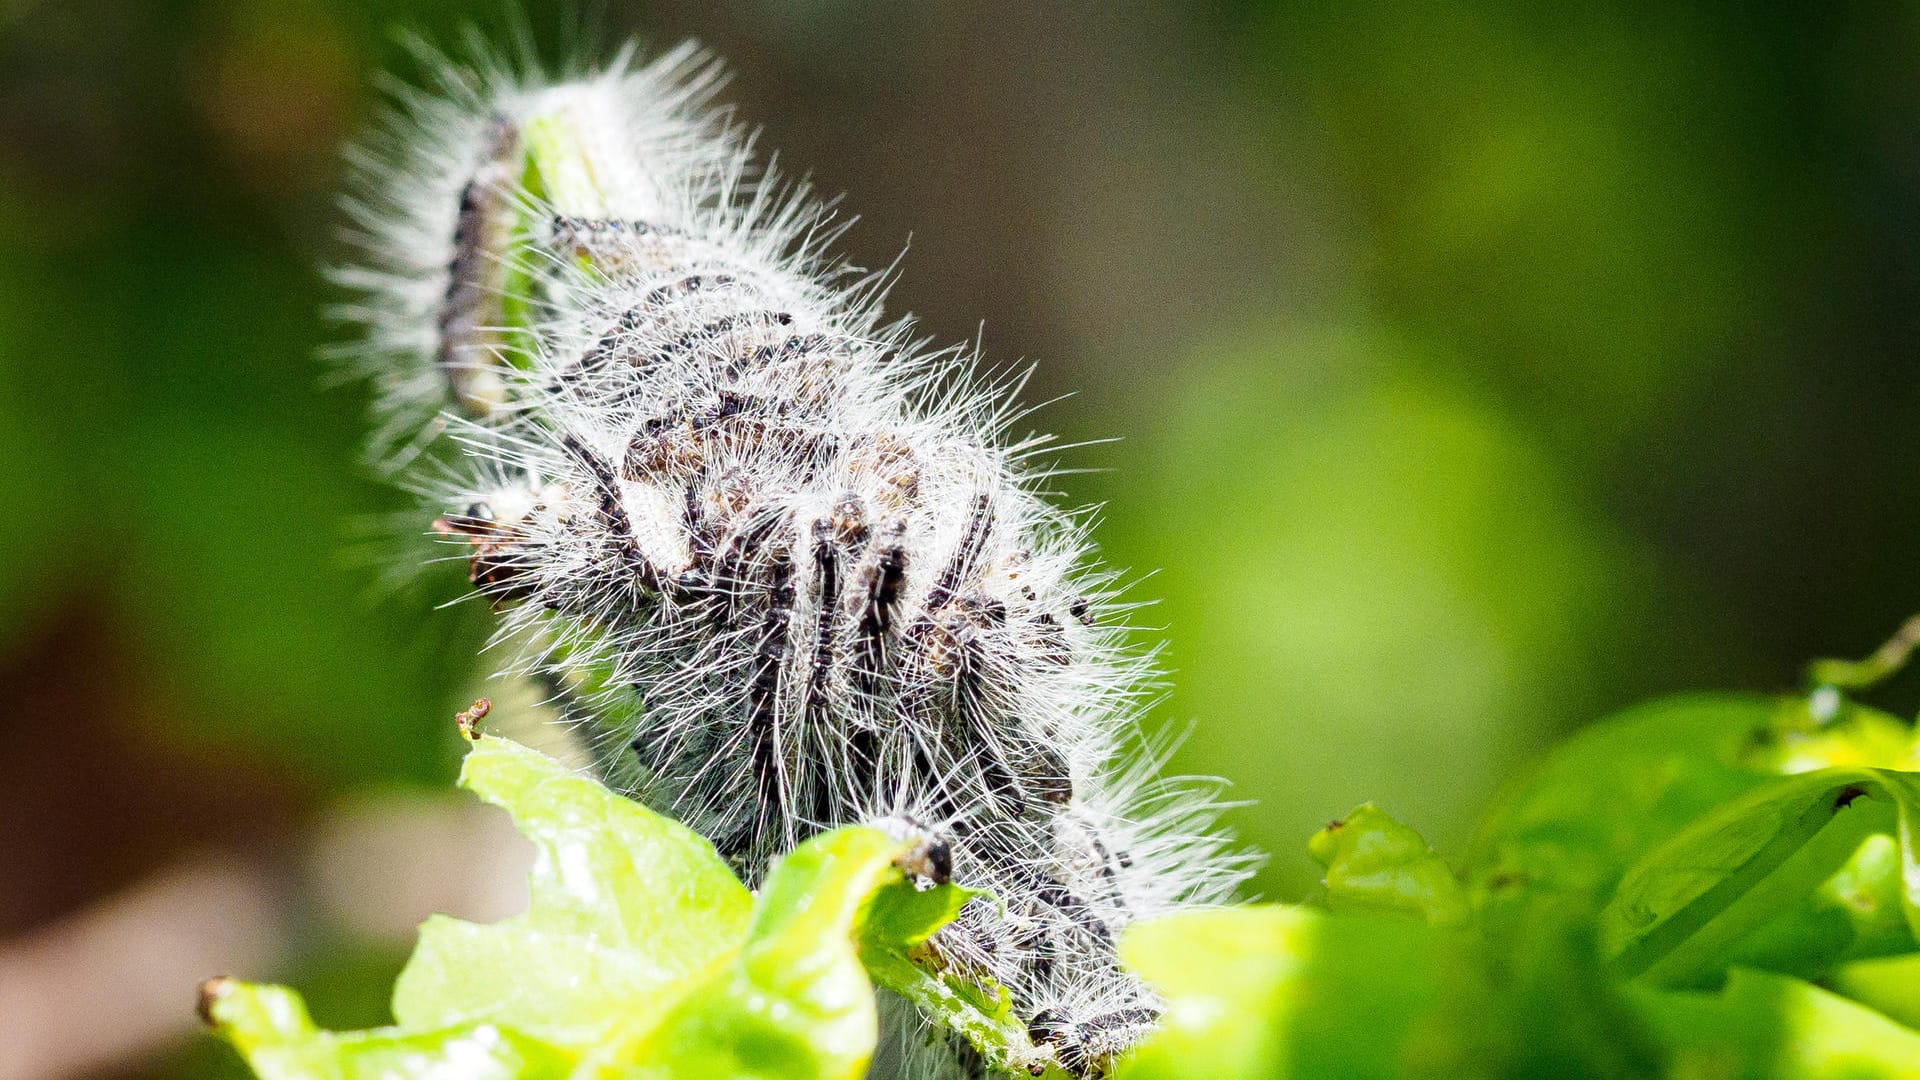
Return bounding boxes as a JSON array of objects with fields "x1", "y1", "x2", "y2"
[
  {"x1": 1744, "y1": 695, "x2": 1919, "y2": 775},
  {"x1": 392, "y1": 737, "x2": 754, "y2": 1048},
  {"x1": 1633, "y1": 969, "x2": 1920, "y2": 1080},
  {"x1": 857, "y1": 873, "x2": 1069, "y2": 1078},
  {"x1": 1115, "y1": 904, "x2": 1445, "y2": 1080},
  {"x1": 1308, "y1": 803, "x2": 1469, "y2": 925},
  {"x1": 560, "y1": 825, "x2": 1016, "y2": 1078},
  {"x1": 1468, "y1": 693, "x2": 1779, "y2": 914},
  {"x1": 1115, "y1": 902, "x2": 1661, "y2": 1080},
  {"x1": 198, "y1": 979, "x2": 575, "y2": 1080},
  {"x1": 203, "y1": 734, "x2": 984, "y2": 1080},
  {"x1": 1724, "y1": 833, "x2": 1918, "y2": 978},
  {"x1": 1475, "y1": 691, "x2": 1918, "y2": 984},
  {"x1": 1114, "y1": 905, "x2": 1307, "y2": 1079},
  {"x1": 1830, "y1": 952, "x2": 1920, "y2": 1030},
  {"x1": 1602, "y1": 767, "x2": 1920, "y2": 988}
]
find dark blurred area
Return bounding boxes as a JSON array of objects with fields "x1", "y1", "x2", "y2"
[{"x1": 1, "y1": 1, "x2": 1916, "y2": 1075}]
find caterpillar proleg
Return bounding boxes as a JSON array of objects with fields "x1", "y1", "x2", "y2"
[{"x1": 338, "y1": 36, "x2": 1248, "y2": 1078}]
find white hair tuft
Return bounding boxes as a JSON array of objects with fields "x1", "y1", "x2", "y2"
[{"x1": 337, "y1": 36, "x2": 1251, "y2": 1079}]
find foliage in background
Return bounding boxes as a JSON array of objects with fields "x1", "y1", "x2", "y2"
[
  {"x1": 208, "y1": 640, "x2": 1920, "y2": 1078},
  {"x1": 3, "y1": 3, "x2": 1920, "y2": 1077},
  {"x1": 1096, "y1": 0, "x2": 1920, "y2": 895}
]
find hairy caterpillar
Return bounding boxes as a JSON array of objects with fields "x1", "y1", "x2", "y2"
[{"x1": 338, "y1": 36, "x2": 1247, "y2": 1078}]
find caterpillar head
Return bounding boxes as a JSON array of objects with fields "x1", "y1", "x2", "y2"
[{"x1": 434, "y1": 481, "x2": 566, "y2": 605}]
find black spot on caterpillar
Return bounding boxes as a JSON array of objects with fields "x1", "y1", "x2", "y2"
[
  {"x1": 436, "y1": 117, "x2": 522, "y2": 413},
  {"x1": 339, "y1": 39, "x2": 1249, "y2": 1079}
]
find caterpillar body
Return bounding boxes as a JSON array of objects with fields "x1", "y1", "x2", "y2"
[{"x1": 340, "y1": 38, "x2": 1246, "y2": 1078}]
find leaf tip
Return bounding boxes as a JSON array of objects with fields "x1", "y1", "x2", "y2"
[
  {"x1": 455, "y1": 697, "x2": 492, "y2": 741},
  {"x1": 196, "y1": 975, "x2": 237, "y2": 1030}
]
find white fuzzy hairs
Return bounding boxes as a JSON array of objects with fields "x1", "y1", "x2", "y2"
[{"x1": 337, "y1": 34, "x2": 1248, "y2": 1079}]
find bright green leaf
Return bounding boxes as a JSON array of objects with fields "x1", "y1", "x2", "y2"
[
  {"x1": 1830, "y1": 952, "x2": 1920, "y2": 1031},
  {"x1": 857, "y1": 872, "x2": 1065, "y2": 1078},
  {"x1": 1115, "y1": 904, "x2": 1444, "y2": 1080},
  {"x1": 204, "y1": 734, "x2": 988, "y2": 1080},
  {"x1": 1115, "y1": 902, "x2": 1660, "y2": 1080},
  {"x1": 1468, "y1": 693, "x2": 1778, "y2": 915},
  {"x1": 1634, "y1": 969, "x2": 1920, "y2": 1080},
  {"x1": 198, "y1": 979, "x2": 573, "y2": 1080},
  {"x1": 1726, "y1": 833, "x2": 1919, "y2": 978},
  {"x1": 1747, "y1": 694, "x2": 1918, "y2": 775},
  {"x1": 1603, "y1": 768, "x2": 1920, "y2": 988},
  {"x1": 391, "y1": 736, "x2": 754, "y2": 1048},
  {"x1": 1309, "y1": 802, "x2": 1469, "y2": 925},
  {"x1": 617, "y1": 826, "x2": 961, "y2": 1080}
]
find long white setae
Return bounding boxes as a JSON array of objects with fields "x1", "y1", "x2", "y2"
[{"x1": 335, "y1": 36, "x2": 1248, "y2": 1079}]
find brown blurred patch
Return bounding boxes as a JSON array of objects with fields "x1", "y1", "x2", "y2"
[
  {"x1": 185, "y1": 1, "x2": 356, "y2": 197},
  {"x1": 0, "y1": 596, "x2": 313, "y2": 937}
]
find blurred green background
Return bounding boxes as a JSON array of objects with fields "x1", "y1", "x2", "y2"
[{"x1": 1, "y1": 1, "x2": 1916, "y2": 1076}]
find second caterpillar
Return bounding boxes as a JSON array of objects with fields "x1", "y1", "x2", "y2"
[{"x1": 341, "y1": 40, "x2": 1245, "y2": 1079}]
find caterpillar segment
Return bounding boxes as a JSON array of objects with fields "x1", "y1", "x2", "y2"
[{"x1": 341, "y1": 41, "x2": 1247, "y2": 1079}]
